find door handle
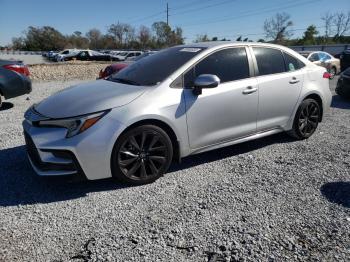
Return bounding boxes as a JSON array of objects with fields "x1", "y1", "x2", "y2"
[
  {"x1": 242, "y1": 86, "x2": 258, "y2": 95},
  {"x1": 289, "y1": 77, "x2": 300, "y2": 84}
]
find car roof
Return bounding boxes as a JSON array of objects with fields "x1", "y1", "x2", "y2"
[{"x1": 179, "y1": 41, "x2": 301, "y2": 51}]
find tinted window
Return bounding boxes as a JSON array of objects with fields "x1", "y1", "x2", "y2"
[
  {"x1": 253, "y1": 47, "x2": 285, "y2": 75},
  {"x1": 184, "y1": 47, "x2": 249, "y2": 86},
  {"x1": 110, "y1": 46, "x2": 206, "y2": 86},
  {"x1": 283, "y1": 52, "x2": 304, "y2": 71}
]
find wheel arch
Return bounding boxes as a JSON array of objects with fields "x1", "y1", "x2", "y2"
[
  {"x1": 303, "y1": 93, "x2": 324, "y2": 122},
  {"x1": 116, "y1": 118, "x2": 181, "y2": 163}
]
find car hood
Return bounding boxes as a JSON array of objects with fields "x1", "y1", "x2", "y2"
[{"x1": 35, "y1": 80, "x2": 147, "y2": 119}]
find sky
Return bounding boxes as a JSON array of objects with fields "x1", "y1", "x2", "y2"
[{"x1": 0, "y1": 0, "x2": 349, "y2": 46}]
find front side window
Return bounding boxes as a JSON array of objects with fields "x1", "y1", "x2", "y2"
[
  {"x1": 184, "y1": 47, "x2": 250, "y2": 86},
  {"x1": 283, "y1": 52, "x2": 305, "y2": 71},
  {"x1": 253, "y1": 47, "x2": 285, "y2": 76}
]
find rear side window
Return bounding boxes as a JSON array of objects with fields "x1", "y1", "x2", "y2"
[
  {"x1": 184, "y1": 47, "x2": 250, "y2": 86},
  {"x1": 253, "y1": 47, "x2": 285, "y2": 76},
  {"x1": 283, "y1": 52, "x2": 305, "y2": 71}
]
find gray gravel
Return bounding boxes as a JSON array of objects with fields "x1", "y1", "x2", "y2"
[{"x1": 0, "y1": 78, "x2": 349, "y2": 261}]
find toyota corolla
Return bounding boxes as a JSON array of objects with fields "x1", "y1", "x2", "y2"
[{"x1": 23, "y1": 42, "x2": 332, "y2": 185}]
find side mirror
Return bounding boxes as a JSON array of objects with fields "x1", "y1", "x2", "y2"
[{"x1": 193, "y1": 74, "x2": 220, "y2": 95}]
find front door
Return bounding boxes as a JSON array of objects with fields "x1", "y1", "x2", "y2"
[{"x1": 183, "y1": 47, "x2": 258, "y2": 149}]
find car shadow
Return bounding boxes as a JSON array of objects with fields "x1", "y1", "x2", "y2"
[
  {"x1": 320, "y1": 182, "x2": 350, "y2": 208},
  {"x1": 0, "y1": 133, "x2": 295, "y2": 207},
  {"x1": 169, "y1": 132, "x2": 295, "y2": 172},
  {"x1": 0, "y1": 102, "x2": 14, "y2": 111},
  {"x1": 331, "y1": 95, "x2": 350, "y2": 109}
]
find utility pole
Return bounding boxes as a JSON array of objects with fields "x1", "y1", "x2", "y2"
[{"x1": 166, "y1": 2, "x2": 169, "y2": 25}]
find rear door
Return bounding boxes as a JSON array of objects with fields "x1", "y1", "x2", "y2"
[{"x1": 252, "y1": 47, "x2": 304, "y2": 131}]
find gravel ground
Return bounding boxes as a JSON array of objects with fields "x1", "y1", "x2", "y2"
[
  {"x1": 0, "y1": 78, "x2": 349, "y2": 261},
  {"x1": 28, "y1": 61, "x2": 113, "y2": 82}
]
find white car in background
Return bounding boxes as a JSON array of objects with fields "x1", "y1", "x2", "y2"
[
  {"x1": 55, "y1": 49, "x2": 83, "y2": 62},
  {"x1": 112, "y1": 51, "x2": 143, "y2": 61}
]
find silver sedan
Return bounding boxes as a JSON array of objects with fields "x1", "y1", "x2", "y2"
[{"x1": 23, "y1": 42, "x2": 332, "y2": 184}]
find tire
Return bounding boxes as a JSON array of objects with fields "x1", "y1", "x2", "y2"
[
  {"x1": 0, "y1": 95, "x2": 2, "y2": 109},
  {"x1": 287, "y1": 98, "x2": 320, "y2": 140},
  {"x1": 111, "y1": 125, "x2": 173, "y2": 185}
]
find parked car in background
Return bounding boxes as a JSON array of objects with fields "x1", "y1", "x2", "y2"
[
  {"x1": 54, "y1": 49, "x2": 82, "y2": 62},
  {"x1": 72, "y1": 50, "x2": 118, "y2": 61},
  {"x1": 299, "y1": 51, "x2": 340, "y2": 78},
  {"x1": 98, "y1": 63, "x2": 128, "y2": 79},
  {"x1": 340, "y1": 49, "x2": 350, "y2": 72},
  {"x1": 125, "y1": 51, "x2": 157, "y2": 62},
  {"x1": 336, "y1": 67, "x2": 350, "y2": 99},
  {"x1": 47, "y1": 51, "x2": 59, "y2": 60},
  {"x1": 112, "y1": 51, "x2": 143, "y2": 61},
  {"x1": 97, "y1": 51, "x2": 157, "y2": 79},
  {"x1": 0, "y1": 60, "x2": 31, "y2": 108},
  {"x1": 23, "y1": 42, "x2": 331, "y2": 185}
]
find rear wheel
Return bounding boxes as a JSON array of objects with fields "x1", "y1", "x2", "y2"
[
  {"x1": 111, "y1": 125, "x2": 173, "y2": 185},
  {"x1": 288, "y1": 98, "x2": 320, "y2": 139}
]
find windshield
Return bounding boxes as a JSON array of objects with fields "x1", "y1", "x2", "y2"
[
  {"x1": 109, "y1": 46, "x2": 206, "y2": 86},
  {"x1": 119, "y1": 52, "x2": 128, "y2": 56}
]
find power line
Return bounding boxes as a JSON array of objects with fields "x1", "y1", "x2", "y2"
[
  {"x1": 179, "y1": 0, "x2": 319, "y2": 27},
  {"x1": 169, "y1": 0, "x2": 217, "y2": 11},
  {"x1": 124, "y1": 0, "x2": 221, "y2": 25},
  {"x1": 170, "y1": 0, "x2": 238, "y2": 16},
  {"x1": 185, "y1": 25, "x2": 327, "y2": 40}
]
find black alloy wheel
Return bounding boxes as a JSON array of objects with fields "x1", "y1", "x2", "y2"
[
  {"x1": 289, "y1": 98, "x2": 320, "y2": 139},
  {"x1": 112, "y1": 125, "x2": 173, "y2": 185}
]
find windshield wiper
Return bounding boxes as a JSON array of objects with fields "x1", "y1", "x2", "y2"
[{"x1": 109, "y1": 77, "x2": 141, "y2": 86}]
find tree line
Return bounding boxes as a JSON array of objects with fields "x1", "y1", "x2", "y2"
[
  {"x1": 6, "y1": 11, "x2": 350, "y2": 51},
  {"x1": 10, "y1": 22, "x2": 184, "y2": 51}
]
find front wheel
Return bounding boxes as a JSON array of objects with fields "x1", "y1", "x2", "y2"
[
  {"x1": 288, "y1": 99, "x2": 320, "y2": 139},
  {"x1": 111, "y1": 125, "x2": 173, "y2": 185}
]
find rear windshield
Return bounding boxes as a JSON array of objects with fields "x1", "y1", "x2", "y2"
[{"x1": 109, "y1": 46, "x2": 206, "y2": 86}]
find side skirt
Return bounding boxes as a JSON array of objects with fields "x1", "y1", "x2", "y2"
[{"x1": 188, "y1": 128, "x2": 284, "y2": 156}]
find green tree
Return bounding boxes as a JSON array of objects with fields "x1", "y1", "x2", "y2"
[
  {"x1": 194, "y1": 34, "x2": 210, "y2": 43},
  {"x1": 152, "y1": 21, "x2": 172, "y2": 47},
  {"x1": 23, "y1": 26, "x2": 66, "y2": 50},
  {"x1": 302, "y1": 25, "x2": 319, "y2": 45}
]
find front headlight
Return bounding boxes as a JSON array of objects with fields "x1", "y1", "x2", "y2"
[{"x1": 38, "y1": 110, "x2": 109, "y2": 138}]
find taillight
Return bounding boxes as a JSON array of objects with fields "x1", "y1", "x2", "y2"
[
  {"x1": 3, "y1": 64, "x2": 30, "y2": 77},
  {"x1": 323, "y1": 72, "x2": 331, "y2": 79}
]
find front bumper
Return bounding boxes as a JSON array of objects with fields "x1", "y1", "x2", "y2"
[{"x1": 22, "y1": 109, "x2": 126, "y2": 180}]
